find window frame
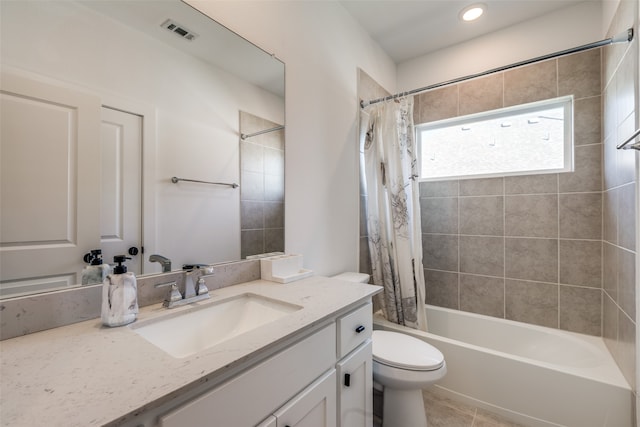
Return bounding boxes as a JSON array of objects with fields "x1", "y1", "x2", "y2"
[{"x1": 416, "y1": 95, "x2": 574, "y2": 182}]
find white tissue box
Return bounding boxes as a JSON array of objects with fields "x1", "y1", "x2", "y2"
[{"x1": 260, "y1": 254, "x2": 313, "y2": 283}]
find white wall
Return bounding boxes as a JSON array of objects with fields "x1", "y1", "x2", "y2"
[
  {"x1": 397, "y1": 1, "x2": 604, "y2": 91},
  {"x1": 187, "y1": 1, "x2": 396, "y2": 276},
  {"x1": 1, "y1": 1, "x2": 284, "y2": 272}
]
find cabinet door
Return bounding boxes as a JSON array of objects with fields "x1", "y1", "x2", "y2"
[
  {"x1": 275, "y1": 369, "x2": 336, "y2": 427},
  {"x1": 159, "y1": 324, "x2": 336, "y2": 427},
  {"x1": 336, "y1": 340, "x2": 373, "y2": 427}
]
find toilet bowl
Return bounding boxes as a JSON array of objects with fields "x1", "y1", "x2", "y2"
[
  {"x1": 373, "y1": 330, "x2": 446, "y2": 427},
  {"x1": 332, "y1": 272, "x2": 447, "y2": 427}
]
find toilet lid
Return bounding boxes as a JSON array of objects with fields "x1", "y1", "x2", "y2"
[{"x1": 372, "y1": 330, "x2": 444, "y2": 371}]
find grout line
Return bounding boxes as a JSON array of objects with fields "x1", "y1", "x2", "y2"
[
  {"x1": 503, "y1": 177, "x2": 507, "y2": 319},
  {"x1": 457, "y1": 179, "x2": 461, "y2": 310},
  {"x1": 557, "y1": 172, "x2": 561, "y2": 329}
]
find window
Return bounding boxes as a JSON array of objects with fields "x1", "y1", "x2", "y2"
[{"x1": 417, "y1": 96, "x2": 573, "y2": 181}]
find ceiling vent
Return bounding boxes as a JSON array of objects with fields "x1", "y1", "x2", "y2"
[{"x1": 161, "y1": 19, "x2": 198, "y2": 41}]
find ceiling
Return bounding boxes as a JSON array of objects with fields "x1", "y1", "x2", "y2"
[
  {"x1": 339, "y1": 0, "x2": 591, "y2": 63},
  {"x1": 79, "y1": 0, "x2": 285, "y2": 96}
]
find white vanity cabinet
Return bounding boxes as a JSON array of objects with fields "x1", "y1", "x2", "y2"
[
  {"x1": 272, "y1": 369, "x2": 337, "y2": 427},
  {"x1": 158, "y1": 324, "x2": 336, "y2": 427},
  {"x1": 132, "y1": 300, "x2": 374, "y2": 427},
  {"x1": 335, "y1": 303, "x2": 373, "y2": 427}
]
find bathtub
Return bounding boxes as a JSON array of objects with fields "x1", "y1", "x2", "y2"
[{"x1": 373, "y1": 305, "x2": 632, "y2": 427}]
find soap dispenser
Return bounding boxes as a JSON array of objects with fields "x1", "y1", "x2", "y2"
[
  {"x1": 101, "y1": 255, "x2": 138, "y2": 327},
  {"x1": 81, "y1": 249, "x2": 112, "y2": 285}
]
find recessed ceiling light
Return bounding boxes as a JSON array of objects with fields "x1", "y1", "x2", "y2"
[{"x1": 460, "y1": 3, "x2": 486, "y2": 22}]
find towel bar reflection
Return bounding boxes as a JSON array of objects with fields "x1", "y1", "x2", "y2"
[
  {"x1": 240, "y1": 125, "x2": 284, "y2": 140},
  {"x1": 171, "y1": 177, "x2": 239, "y2": 188},
  {"x1": 617, "y1": 128, "x2": 640, "y2": 150}
]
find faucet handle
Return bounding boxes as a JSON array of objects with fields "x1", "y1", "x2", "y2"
[
  {"x1": 155, "y1": 281, "x2": 182, "y2": 306},
  {"x1": 196, "y1": 277, "x2": 209, "y2": 296}
]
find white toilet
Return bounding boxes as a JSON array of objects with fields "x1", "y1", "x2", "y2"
[{"x1": 333, "y1": 272, "x2": 447, "y2": 427}]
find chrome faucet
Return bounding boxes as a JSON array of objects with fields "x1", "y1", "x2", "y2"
[
  {"x1": 149, "y1": 254, "x2": 172, "y2": 273},
  {"x1": 155, "y1": 270, "x2": 211, "y2": 308}
]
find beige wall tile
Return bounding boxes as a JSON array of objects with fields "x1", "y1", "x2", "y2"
[
  {"x1": 241, "y1": 201, "x2": 264, "y2": 229},
  {"x1": 265, "y1": 174, "x2": 284, "y2": 202},
  {"x1": 573, "y1": 96, "x2": 602, "y2": 146},
  {"x1": 559, "y1": 239, "x2": 602, "y2": 287},
  {"x1": 559, "y1": 193, "x2": 602, "y2": 239},
  {"x1": 459, "y1": 177, "x2": 503, "y2": 196},
  {"x1": 460, "y1": 274, "x2": 505, "y2": 317},
  {"x1": 615, "y1": 44, "x2": 636, "y2": 124},
  {"x1": 459, "y1": 196, "x2": 503, "y2": 236},
  {"x1": 603, "y1": 133, "x2": 618, "y2": 191},
  {"x1": 618, "y1": 183, "x2": 636, "y2": 251},
  {"x1": 423, "y1": 233, "x2": 458, "y2": 271},
  {"x1": 421, "y1": 197, "x2": 458, "y2": 234},
  {"x1": 558, "y1": 144, "x2": 602, "y2": 193},
  {"x1": 617, "y1": 114, "x2": 637, "y2": 186},
  {"x1": 505, "y1": 194, "x2": 558, "y2": 238},
  {"x1": 241, "y1": 229, "x2": 264, "y2": 259},
  {"x1": 264, "y1": 228, "x2": 284, "y2": 253},
  {"x1": 559, "y1": 285, "x2": 602, "y2": 335},
  {"x1": 505, "y1": 279, "x2": 558, "y2": 328},
  {"x1": 603, "y1": 242, "x2": 619, "y2": 303},
  {"x1": 264, "y1": 201, "x2": 284, "y2": 228},
  {"x1": 420, "y1": 180, "x2": 459, "y2": 197},
  {"x1": 618, "y1": 309, "x2": 636, "y2": 389},
  {"x1": 603, "y1": 189, "x2": 619, "y2": 244},
  {"x1": 558, "y1": 49, "x2": 601, "y2": 99},
  {"x1": 603, "y1": 293, "x2": 619, "y2": 354},
  {"x1": 603, "y1": 83, "x2": 618, "y2": 142},
  {"x1": 505, "y1": 237, "x2": 558, "y2": 283},
  {"x1": 460, "y1": 236, "x2": 504, "y2": 276},
  {"x1": 618, "y1": 248, "x2": 636, "y2": 319},
  {"x1": 504, "y1": 174, "x2": 557, "y2": 194},
  {"x1": 415, "y1": 85, "x2": 458, "y2": 123},
  {"x1": 425, "y1": 269, "x2": 459, "y2": 309},
  {"x1": 504, "y1": 60, "x2": 557, "y2": 106},
  {"x1": 459, "y1": 73, "x2": 504, "y2": 116}
]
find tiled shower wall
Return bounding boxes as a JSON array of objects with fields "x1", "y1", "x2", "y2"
[
  {"x1": 602, "y1": 0, "x2": 638, "y2": 395},
  {"x1": 417, "y1": 47, "x2": 605, "y2": 336},
  {"x1": 239, "y1": 111, "x2": 285, "y2": 258},
  {"x1": 358, "y1": 0, "x2": 638, "y2": 412},
  {"x1": 360, "y1": 48, "x2": 623, "y2": 332}
]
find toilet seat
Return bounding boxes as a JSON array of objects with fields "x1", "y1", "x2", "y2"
[{"x1": 373, "y1": 330, "x2": 444, "y2": 371}]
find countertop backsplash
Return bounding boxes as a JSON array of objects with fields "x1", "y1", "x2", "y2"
[{"x1": 0, "y1": 259, "x2": 261, "y2": 340}]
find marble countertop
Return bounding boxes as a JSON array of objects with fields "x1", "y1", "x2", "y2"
[{"x1": 0, "y1": 276, "x2": 381, "y2": 427}]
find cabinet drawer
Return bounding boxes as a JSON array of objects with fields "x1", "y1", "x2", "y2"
[
  {"x1": 159, "y1": 323, "x2": 336, "y2": 427},
  {"x1": 336, "y1": 303, "x2": 371, "y2": 358}
]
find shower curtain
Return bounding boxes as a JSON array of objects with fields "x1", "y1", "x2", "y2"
[{"x1": 361, "y1": 97, "x2": 428, "y2": 331}]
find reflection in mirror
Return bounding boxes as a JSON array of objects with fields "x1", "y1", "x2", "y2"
[{"x1": 0, "y1": 0, "x2": 284, "y2": 298}]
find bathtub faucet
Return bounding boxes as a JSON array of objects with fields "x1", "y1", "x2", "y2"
[{"x1": 149, "y1": 254, "x2": 172, "y2": 273}]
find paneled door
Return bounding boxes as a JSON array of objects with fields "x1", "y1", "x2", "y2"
[
  {"x1": 99, "y1": 107, "x2": 142, "y2": 274},
  {"x1": 0, "y1": 73, "x2": 101, "y2": 296}
]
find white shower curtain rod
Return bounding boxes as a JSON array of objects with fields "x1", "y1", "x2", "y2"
[{"x1": 360, "y1": 28, "x2": 634, "y2": 109}]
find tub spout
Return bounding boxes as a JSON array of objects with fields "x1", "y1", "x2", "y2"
[{"x1": 149, "y1": 254, "x2": 172, "y2": 273}]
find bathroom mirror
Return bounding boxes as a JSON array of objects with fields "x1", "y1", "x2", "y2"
[{"x1": 0, "y1": 0, "x2": 285, "y2": 298}]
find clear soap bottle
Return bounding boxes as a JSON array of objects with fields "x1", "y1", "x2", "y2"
[
  {"x1": 81, "y1": 249, "x2": 112, "y2": 285},
  {"x1": 101, "y1": 255, "x2": 138, "y2": 327}
]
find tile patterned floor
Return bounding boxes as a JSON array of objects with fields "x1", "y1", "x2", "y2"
[{"x1": 374, "y1": 388, "x2": 527, "y2": 427}]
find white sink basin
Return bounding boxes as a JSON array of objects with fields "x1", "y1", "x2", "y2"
[{"x1": 130, "y1": 293, "x2": 302, "y2": 358}]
